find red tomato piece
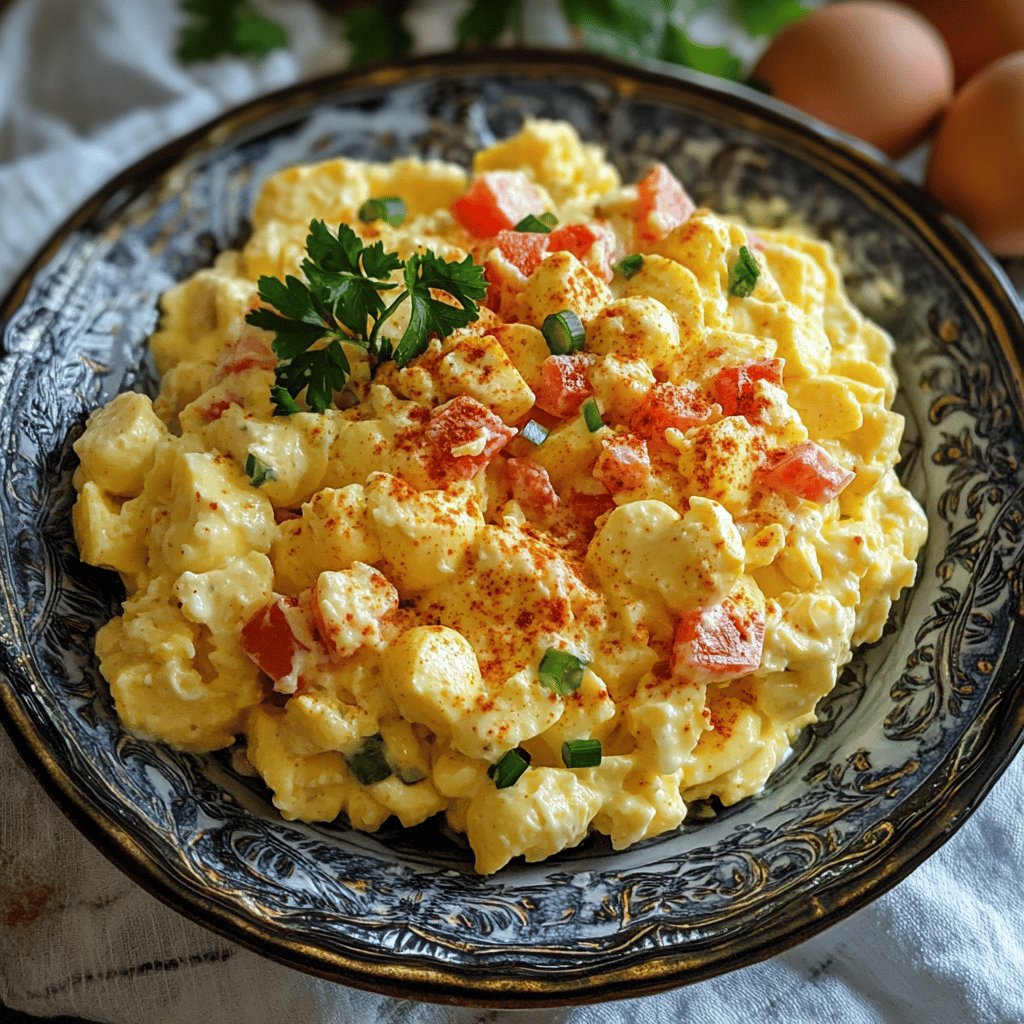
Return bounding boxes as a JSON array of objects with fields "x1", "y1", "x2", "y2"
[
  {"x1": 593, "y1": 434, "x2": 651, "y2": 493},
  {"x1": 672, "y1": 596, "x2": 765, "y2": 681},
  {"x1": 548, "y1": 223, "x2": 614, "y2": 281},
  {"x1": 494, "y1": 229, "x2": 550, "y2": 276},
  {"x1": 631, "y1": 382, "x2": 713, "y2": 444},
  {"x1": 566, "y1": 488, "x2": 616, "y2": 530},
  {"x1": 452, "y1": 171, "x2": 544, "y2": 238},
  {"x1": 196, "y1": 396, "x2": 238, "y2": 423},
  {"x1": 634, "y1": 163, "x2": 696, "y2": 246},
  {"x1": 423, "y1": 395, "x2": 517, "y2": 484},
  {"x1": 760, "y1": 441, "x2": 855, "y2": 503},
  {"x1": 506, "y1": 457, "x2": 559, "y2": 515},
  {"x1": 241, "y1": 596, "x2": 310, "y2": 686},
  {"x1": 711, "y1": 358, "x2": 785, "y2": 418},
  {"x1": 534, "y1": 355, "x2": 594, "y2": 417},
  {"x1": 212, "y1": 329, "x2": 277, "y2": 383}
]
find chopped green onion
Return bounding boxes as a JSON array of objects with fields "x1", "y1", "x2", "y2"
[
  {"x1": 520, "y1": 419, "x2": 550, "y2": 446},
  {"x1": 244, "y1": 453, "x2": 277, "y2": 488},
  {"x1": 562, "y1": 738, "x2": 602, "y2": 768},
  {"x1": 345, "y1": 735, "x2": 392, "y2": 785},
  {"x1": 542, "y1": 309, "x2": 585, "y2": 355},
  {"x1": 488, "y1": 748, "x2": 531, "y2": 789},
  {"x1": 397, "y1": 765, "x2": 426, "y2": 785},
  {"x1": 581, "y1": 397, "x2": 603, "y2": 432},
  {"x1": 538, "y1": 648, "x2": 588, "y2": 696},
  {"x1": 515, "y1": 212, "x2": 557, "y2": 233},
  {"x1": 728, "y1": 245, "x2": 760, "y2": 298},
  {"x1": 272, "y1": 386, "x2": 300, "y2": 417},
  {"x1": 358, "y1": 196, "x2": 406, "y2": 227},
  {"x1": 614, "y1": 253, "x2": 644, "y2": 279}
]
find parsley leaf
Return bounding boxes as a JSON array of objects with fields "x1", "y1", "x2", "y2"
[
  {"x1": 659, "y1": 22, "x2": 744, "y2": 80},
  {"x1": 393, "y1": 253, "x2": 488, "y2": 367},
  {"x1": 247, "y1": 219, "x2": 486, "y2": 412},
  {"x1": 177, "y1": 0, "x2": 288, "y2": 64},
  {"x1": 342, "y1": 2, "x2": 413, "y2": 68},
  {"x1": 457, "y1": 0, "x2": 521, "y2": 46},
  {"x1": 245, "y1": 453, "x2": 277, "y2": 487},
  {"x1": 731, "y1": 0, "x2": 808, "y2": 38}
]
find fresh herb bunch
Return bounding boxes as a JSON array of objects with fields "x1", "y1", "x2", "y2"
[
  {"x1": 177, "y1": 0, "x2": 288, "y2": 63},
  {"x1": 177, "y1": 1, "x2": 809, "y2": 83},
  {"x1": 245, "y1": 219, "x2": 487, "y2": 414}
]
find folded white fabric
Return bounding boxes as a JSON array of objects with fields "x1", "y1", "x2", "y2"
[{"x1": 1, "y1": 2, "x2": 1022, "y2": 1022}]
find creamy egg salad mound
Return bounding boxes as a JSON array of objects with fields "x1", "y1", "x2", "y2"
[{"x1": 72, "y1": 120, "x2": 927, "y2": 874}]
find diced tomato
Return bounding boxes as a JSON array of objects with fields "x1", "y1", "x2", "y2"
[
  {"x1": 241, "y1": 596, "x2": 310, "y2": 686},
  {"x1": 711, "y1": 358, "x2": 785, "y2": 418},
  {"x1": 760, "y1": 441, "x2": 854, "y2": 503},
  {"x1": 548, "y1": 223, "x2": 614, "y2": 281},
  {"x1": 534, "y1": 354, "x2": 593, "y2": 417},
  {"x1": 423, "y1": 395, "x2": 516, "y2": 484},
  {"x1": 672, "y1": 597, "x2": 765, "y2": 681},
  {"x1": 212, "y1": 329, "x2": 277, "y2": 383},
  {"x1": 506, "y1": 457, "x2": 559, "y2": 515},
  {"x1": 631, "y1": 382, "x2": 713, "y2": 444},
  {"x1": 452, "y1": 171, "x2": 544, "y2": 238},
  {"x1": 634, "y1": 163, "x2": 696, "y2": 247},
  {"x1": 593, "y1": 434, "x2": 651, "y2": 493},
  {"x1": 494, "y1": 229, "x2": 550, "y2": 276},
  {"x1": 196, "y1": 396, "x2": 238, "y2": 423},
  {"x1": 566, "y1": 488, "x2": 616, "y2": 529}
]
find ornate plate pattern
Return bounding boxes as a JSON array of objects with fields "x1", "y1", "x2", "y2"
[{"x1": 0, "y1": 52, "x2": 1023, "y2": 1006}]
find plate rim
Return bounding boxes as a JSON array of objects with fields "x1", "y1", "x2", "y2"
[{"x1": 1, "y1": 47, "x2": 1023, "y2": 1007}]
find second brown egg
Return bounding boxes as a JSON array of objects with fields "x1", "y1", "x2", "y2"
[{"x1": 753, "y1": 1, "x2": 955, "y2": 157}]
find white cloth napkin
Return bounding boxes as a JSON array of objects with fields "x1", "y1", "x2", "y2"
[{"x1": 1, "y1": 2, "x2": 1023, "y2": 1021}]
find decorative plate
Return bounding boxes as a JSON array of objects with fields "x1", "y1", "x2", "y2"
[{"x1": 1, "y1": 51, "x2": 1023, "y2": 1007}]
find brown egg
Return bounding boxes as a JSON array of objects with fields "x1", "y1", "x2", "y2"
[
  {"x1": 753, "y1": 1, "x2": 954, "y2": 157},
  {"x1": 902, "y1": 0, "x2": 1024, "y2": 84},
  {"x1": 926, "y1": 51, "x2": 1024, "y2": 256}
]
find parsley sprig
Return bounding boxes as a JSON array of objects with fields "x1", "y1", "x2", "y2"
[
  {"x1": 245, "y1": 219, "x2": 487, "y2": 414},
  {"x1": 177, "y1": 0, "x2": 288, "y2": 64}
]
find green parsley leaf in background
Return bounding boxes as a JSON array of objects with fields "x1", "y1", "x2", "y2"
[
  {"x1": 659, "y1": 21, "x2": 744, "y2": 80},
  {"x1": 177, "y1": 0, "x2": 288, "y2": 64},
  {"x1": 730, "y1": 0, "x2": 808, "y2": 38},
  {"x1": 342, "y1": 1, "x2": 414, "y2": 68},
  {"x1": 457, "y1": 0, "x2": 521, "y2": 46}
]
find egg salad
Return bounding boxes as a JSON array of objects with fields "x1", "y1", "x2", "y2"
[{"x1": 71, "y1": 120, "x2": 927, "y2": 874}]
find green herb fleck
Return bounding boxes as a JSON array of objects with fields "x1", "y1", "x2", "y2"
[
  {"x1": 613, "y1": 253, "x2": 644, "y2": 279},
  {"x1": 488, "y1": 748, "x2": 531, "y2": 789},
  {"x1": 541, "y1": 309, "x2": 586, "y2": 355},
  {"x1": 728, "y1": 245, "x2": 761, "y2": 298},
  {"x1": 345, "y1": 735, "x2": 392, "y2": 786},
  {"x1": 244, "y1": 453, "x2": 277, "y2": 487},
  {"x1": 581, "y1": 397, "x2": 603, "y2": 432},
  {"x1": 538, "y1": 648, "x2": 588, "y2": 697},
  {"x1": 515, "y1": 213, "x2": 557, "y2": 233},
  {"x1": 359, "y1": 196, "x2": 406, "y2": 226},
  {"x1": 562, "y1": 738, "x2": 602, "y2": 768}
]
